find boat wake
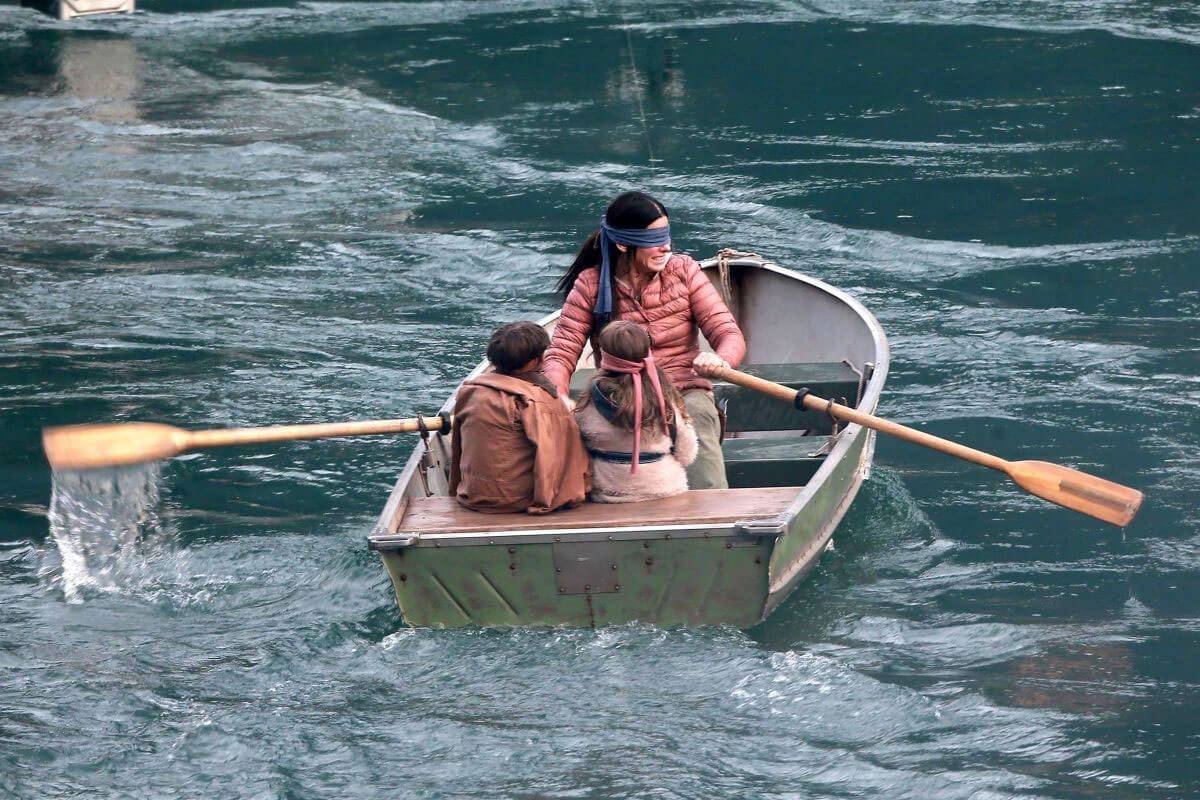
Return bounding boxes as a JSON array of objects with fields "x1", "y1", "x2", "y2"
[{"x1": 45, "y1": 463, "x2": 185, "y2": 603}]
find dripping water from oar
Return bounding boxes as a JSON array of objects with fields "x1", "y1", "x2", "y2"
[
  {"x1": 46, "y1": 463, "x2": 180, "y2": 602},
  {"x1": 38, "y1": 413, "x2": 453, "y2": 602}
]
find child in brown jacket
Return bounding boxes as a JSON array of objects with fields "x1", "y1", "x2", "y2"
[{"x1": 449, "y1": 321, "x2": 591, "y2": 514}]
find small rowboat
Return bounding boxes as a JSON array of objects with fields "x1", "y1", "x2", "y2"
[{"x1": 367, "y1": 252, "x2": 889, "y2": 628}]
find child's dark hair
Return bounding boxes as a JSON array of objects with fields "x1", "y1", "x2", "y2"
[
  {"x1": 486, "y1": 321, "x2": 550, "y2": 374},
  {"x1": 576, "y1": 320, "x2": 689, "y2": 431}
]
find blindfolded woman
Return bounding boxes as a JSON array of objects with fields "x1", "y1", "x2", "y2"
[{"x1": 542, "y1": 191, "x2": 746, "y2": 490}]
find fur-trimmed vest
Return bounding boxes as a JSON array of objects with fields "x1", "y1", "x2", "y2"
[{"x1": 574, "y1": 400, "x2": 699, "y2": 504}]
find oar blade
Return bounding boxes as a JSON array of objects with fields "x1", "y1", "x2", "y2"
[
  {"x1": 1007, "y1": 460, "x2": 1143, "y2": 527},
  {"x1": 42, "y1": 422, "x2": 189, "y2": 471}
]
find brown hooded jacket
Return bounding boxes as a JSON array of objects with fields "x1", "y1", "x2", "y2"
[{"x1": 449, "y1": 372, "x2": 591, "y2": 514}]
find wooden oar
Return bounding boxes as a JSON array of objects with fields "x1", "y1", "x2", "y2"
[
  {"x1": 42, "y1": 415, "x2": 452, "y2": 472},
  {"x1": 713, "y1": 366, "x2": 1143, "y2": 527}
]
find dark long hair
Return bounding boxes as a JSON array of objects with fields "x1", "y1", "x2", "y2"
[
  {"x1": 556, "y1": 191, "x2": 669, "y2": 299},
  {"x1": 575, "y1": 321, "x2": 689, "y2": 433}
]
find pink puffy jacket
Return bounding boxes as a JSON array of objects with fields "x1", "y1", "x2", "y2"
[{"x1": 542, "y1": 253, "x2": 746, "y2": 396}]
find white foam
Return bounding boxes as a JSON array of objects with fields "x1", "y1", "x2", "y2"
[{"x1": 46, "y1": 463, "x2": 183, "y2": 603}]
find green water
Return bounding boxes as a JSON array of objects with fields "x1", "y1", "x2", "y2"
[{"x1": 1, "y1": 2, "x2": 1198, "y2": 797}]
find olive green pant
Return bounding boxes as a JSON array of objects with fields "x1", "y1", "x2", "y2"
[{"x1": 683, "y1": 389, "x2": 728, "y2": 490}]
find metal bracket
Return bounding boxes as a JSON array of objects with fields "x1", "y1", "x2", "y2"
[
  {"x1": 415, "y1": 412, "x2": 435, "y2": 497},
  {"x1": 805, "y1": 397, "x2": 846, "y2": 456},
  {"x1": 368, "y1": 534, "x2": 418, "y2": 551},
  {"x1": 551, "y1": 540, "x2": 621, "y2": 594},
  {"x1": 841, "y1": 359, "x2": 865, "y2": 407},
  {"x1": 734, "y1": 518, "x2": 786, "y2": 538}
]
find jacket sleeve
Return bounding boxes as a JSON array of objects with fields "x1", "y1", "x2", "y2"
[
  {"x1": 541, "y1": 271, "x2": 599, "y2": 396},
  {"x1": 521, "y1": 399, "x2": 589, "y2": 514},
  {"x1": 673, "y1": 402, "x2": 700, "y2": 468},
  {"x1": 447, "y1": 390, "x2": 466, "y2": 495},
  {"x1": 686, "y1": 258, "x2": 746, "y2": 368}
]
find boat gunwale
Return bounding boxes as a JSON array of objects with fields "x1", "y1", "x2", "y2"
[{"x1": 370, "y1": 520, "x2": 781, "y2": 549}]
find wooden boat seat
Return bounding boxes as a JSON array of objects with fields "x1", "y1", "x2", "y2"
[
  {"x1": 722, "y1": 435, "x2": 832, "y2": 488},
  {"x1": 570, "y1": 362, "x2": 863, "y2": 434},
  {"x1": 392, "y1": 486, "x2": 800, "y2": 535}
]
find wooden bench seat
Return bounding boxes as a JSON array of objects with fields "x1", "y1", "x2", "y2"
[
  {"x1": 392, "y1": 486, "x2": 801, "y2": 535},
  {"x1": 722, "y1": 435, "x2": 831, "y2": 489}
]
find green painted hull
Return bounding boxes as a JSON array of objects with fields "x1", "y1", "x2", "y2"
[
  {"x1": 764, "y1": 429, "x2": 872, "y2": 616},
  {"x1": 378, "y1": 535, "x2": 773, "y2": 628}
]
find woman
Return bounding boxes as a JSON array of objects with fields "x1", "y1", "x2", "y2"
[
  {"x1": 575, "y1": 321, "x2": 698, "y2": 503},
  {"x1": 542, "y1": 191, "x2": 746, "y2": 490}
]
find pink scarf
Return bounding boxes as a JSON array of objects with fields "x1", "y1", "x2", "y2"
[{"x1": 597, "y1": 350, "x2": 670, "y2": 473}]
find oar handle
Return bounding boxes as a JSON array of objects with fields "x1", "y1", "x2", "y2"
[
  {"x1": 186, "y1": 415, "x2": 451, "y2": 449},
  {"x1": 713, "y1": 367, "x2": 1009, "y2": 472},
  {"x1": 42, "y1": 413, "x2": 454, "y2": 471}
]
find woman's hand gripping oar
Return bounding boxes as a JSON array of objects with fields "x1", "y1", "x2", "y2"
[
  {"x1": 711, "y1": 366, "x2": 1143, "y2": 527},
  {"x1": 42, "y1": 414, "x2": 453, "y2": 471}
]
